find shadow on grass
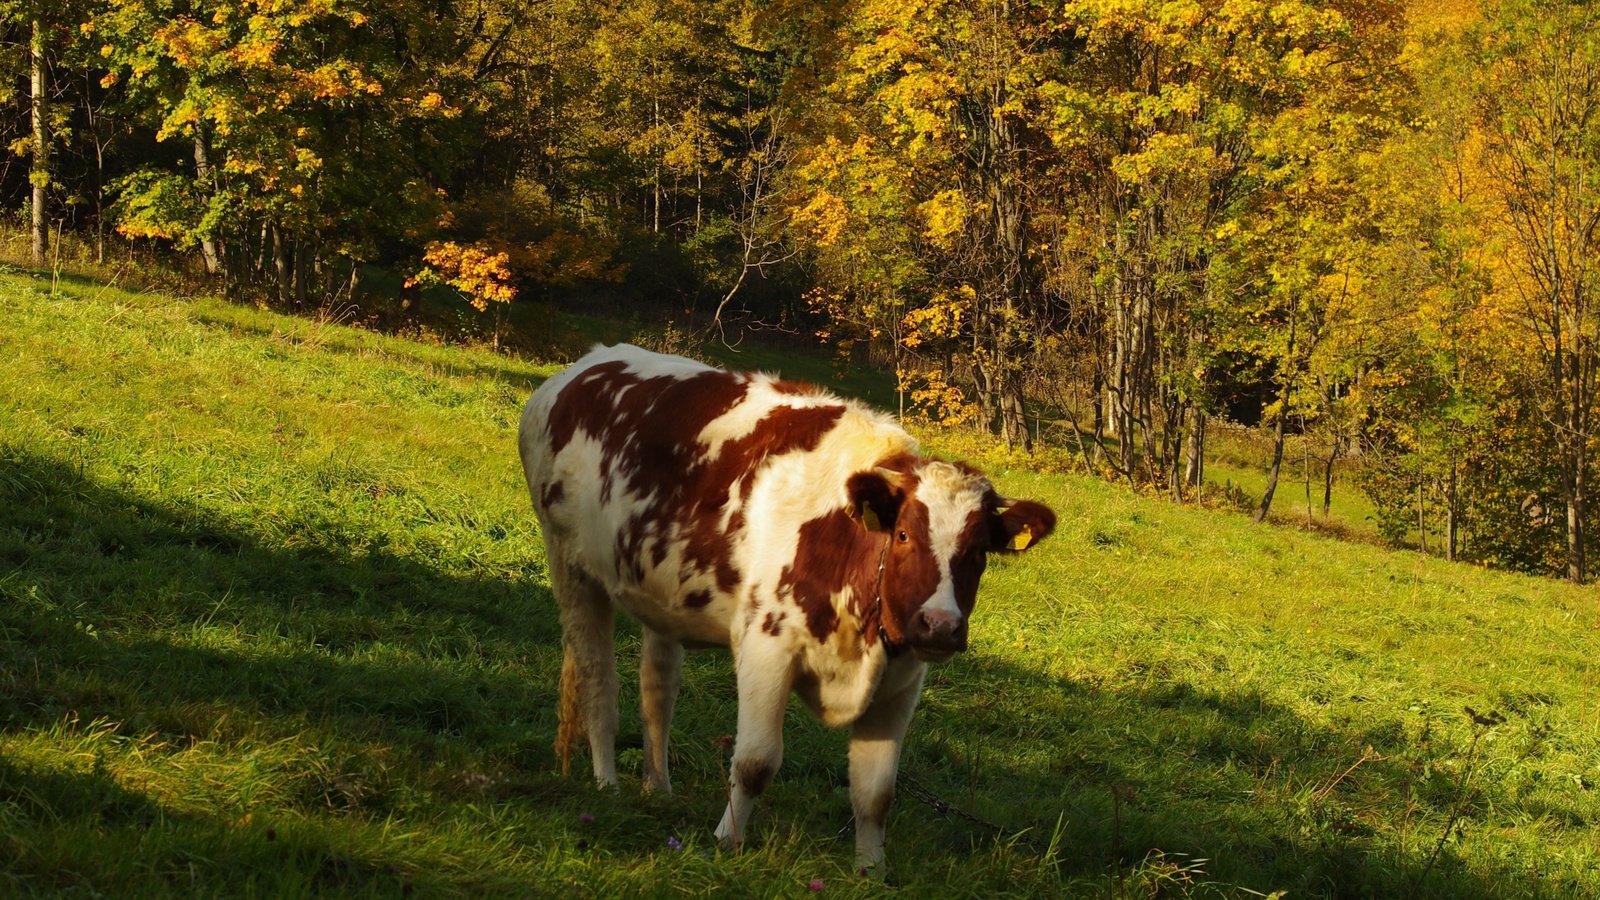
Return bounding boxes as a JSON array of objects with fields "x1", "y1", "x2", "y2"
[
  {"x1": 0, "y1": 753, "x2": 495, "y2": 896},
  {"x1": 0, "y1": 448, "x2": 1551, "y2": 896},
  {"x1": 0, "y1": 446, "x2": 581, "y2": 889},
  {"x1": 0, "y1": 446, "x2": 560, "y2": 748},
  {"x1": 892, "y1": 650, "x2": 1521, "y2": 898}
]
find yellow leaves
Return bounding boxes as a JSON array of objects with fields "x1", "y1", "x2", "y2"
[
  {"x1": 901, "y1": 285, "x2": 975, "y2": 348},
  {"x1": 1111, "y1": 132, "x2": 1215, "y2": 185},
  {"x1": 409, "y1": 242, "x2": 518, "y2": 312},
  {"x1": 793, "y1": 191, "x2": 850, "y2": 246},
  {"x1": 898, "y1": 367, "x2": 979, "y2": 428},
  {"x1": 230, "y1": 38, "x2": 281, "y2": 68},
  {"x1": 916, "y1": 190, "x2": 968, "y2": 250}
]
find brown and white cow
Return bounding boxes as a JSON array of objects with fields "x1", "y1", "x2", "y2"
[{"x1": 518, "y1": 344, "x2": 1054, "y2": 874}]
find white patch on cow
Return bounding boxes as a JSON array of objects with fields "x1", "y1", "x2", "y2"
[{"x1": 911, "y1": 462, "x2": 991, "y2": 624}]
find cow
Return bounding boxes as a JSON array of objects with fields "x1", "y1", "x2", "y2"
[{"x1": 517, "y1": 344, "x2": 1055, "y2": 874}]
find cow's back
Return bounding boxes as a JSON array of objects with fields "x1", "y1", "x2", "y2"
[{"x1": 519, "y1": 344, "x2": 912, "y2": 646}]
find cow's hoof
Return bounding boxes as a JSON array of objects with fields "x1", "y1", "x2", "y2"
[{"x1": 854, "y1": 859, "x2": 888, "y2": 880}]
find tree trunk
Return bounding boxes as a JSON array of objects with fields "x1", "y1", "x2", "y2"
[
  {"x1": 85, "y1": 69, "x2": 106, "y2": 264},
  {"x1": 1445, "y1": 458, "x2": 1457, "y2": 562},
  {"x1": 1322, "y1": 439, "x2": 1339, "y2": 519},
  {"x1": 30, "y1": 15, "x2": 50, "y2": 268},
  {"x1": 1254, "y1": 392, "x2": 1288, "y2": 524},
  {"x1": 272, "y1": 225, "x2": 292, "y2": 305},
  {"x1": 1418, "y1": 482, "x2": 1428, "y2": 554},
  {"x1": 1566, "y1": 449, "x2": 1586, "y2": 583},
  {"x1": 1185, "y1": 408, "x2": 1206, "y2": 488},
  {"x1": 293, "y1": 238, "x2": 309, "y2": 306},
  {"x1": 193, "y1": 132, "x2": 223, "y2": 276},
  {"x1": 1304, "y1": 432, "x2": 1314, "y2": 525}
]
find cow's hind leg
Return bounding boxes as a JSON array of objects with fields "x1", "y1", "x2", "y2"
[
  {"x1": 847, "y1": 664, "x2": 927, "y2": 876},
  {"x1": 714, "y1": 635, "x2": 791, "y2": 850},
  {"x1": 639, "y1": 626, "x2": 683, "y2": 794},
  {"x1": 551, "y1": 558, "x2": 619, "y2": 787}
]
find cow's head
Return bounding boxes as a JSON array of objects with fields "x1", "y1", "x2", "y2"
[{"x1": 847, "y1": 459, "x2": 1055, "y2": 662}]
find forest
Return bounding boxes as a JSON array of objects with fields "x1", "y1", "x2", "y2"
[{"x1": 7, "y1": 0, "x2": 1600, "y2": 583}]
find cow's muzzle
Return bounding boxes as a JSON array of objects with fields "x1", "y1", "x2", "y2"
[{"x1": 907, "y1": 608, "x2": 967, "y2": 661}]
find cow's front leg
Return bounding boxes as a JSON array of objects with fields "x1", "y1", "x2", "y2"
[
  {"x1": 848, "y1": 661, "x2": 927, "y2": 876},
  {"x1": 714, "y1": 636, "x2": 792, "y2": 850},
  {"x1": 639, "y1": 626, "x2": 683, "y2": 794}
]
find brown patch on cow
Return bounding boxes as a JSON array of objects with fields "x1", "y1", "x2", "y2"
[
  {"x1": 675, "y1": 403, "x2": 845, "y2": 596},
  {"x1": 540, "y1": 481, "x2": 565, "y2": 509},
  {"x1": 549, "y1": 360, "x2": 854, "y2": 606},
  {"x1": 761, "y1": 610, "x2": 786, "y2": 635},
  {"x1": 876, "y1": 492, "x2": 939, "y2": 647},
  {"x1": 949, "y1": 506, "x2": 992, "y2": 616},
  {"x1": 781, "y1": 509, "x2": 877, "y2": 643},
  {"x1": 792, "y1": 669, "x2": 825, "y2": 718},
  {"x1": 734, "y1": 758, "x2": 774, "y2": 797},
  {"x1": 685, "y1": 590, "x2": 712, "y2": 609}
]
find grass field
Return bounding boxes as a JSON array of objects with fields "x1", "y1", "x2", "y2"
[{"x1": 2, "y1": 269, "x2": 1597, "y2": 897}]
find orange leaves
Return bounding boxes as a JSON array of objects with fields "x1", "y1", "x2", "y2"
[{"x1": 408, "y1": 242, "x2": 518, "y2": 312}]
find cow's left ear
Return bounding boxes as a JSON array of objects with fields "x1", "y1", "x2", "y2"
[
  {"x1": 990, "y1": 499, "x2": 1056, "y2": 553},
  {"x1": 847, "y1": 468, "x2": 907, "y2": 533}
]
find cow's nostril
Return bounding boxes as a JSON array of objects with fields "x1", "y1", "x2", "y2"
[{"x1": 913, "y1": 608, "x2": 960, "y2": 641}]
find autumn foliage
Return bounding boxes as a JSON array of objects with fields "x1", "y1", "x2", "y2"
[{"x1": 11, "y1": 0, "x2": 1600, "y2": 581}]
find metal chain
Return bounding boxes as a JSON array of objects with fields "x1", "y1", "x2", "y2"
[
  {"x1": 895, "y1": 770, "x2": 1044, "y2": 848},
  {"x1": 836, "y1": 770, "x2": 1048, "y2": 852}
]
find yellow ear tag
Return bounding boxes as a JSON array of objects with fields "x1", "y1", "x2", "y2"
[
  {"x1": 1008, "y1": 525, "x2": 1033, "y2": 551},
  {"x1": 859, "y1": 503, "x2": 883, "y2": 532}
]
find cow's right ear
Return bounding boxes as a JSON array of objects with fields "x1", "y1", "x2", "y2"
[{"x1": 846, "y1": 468, "x2": 906, "y2": 533}]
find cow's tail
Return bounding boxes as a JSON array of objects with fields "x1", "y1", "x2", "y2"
[{"x1": 554, "y1": 648, "x2": 584, "y2": 775}]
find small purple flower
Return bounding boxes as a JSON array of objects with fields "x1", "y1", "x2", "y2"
[
  {"x1": 808, "y1": 878, "x2": 825, "y2": 892},
  {"x1": 666, "y1": 836, "x2": 683, "y2": 850},
  {"x1": 578, "y1": 812, "x2": 594, "y2": 825}
]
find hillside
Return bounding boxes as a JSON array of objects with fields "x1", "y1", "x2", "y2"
[{"x1": 1, "y1": 271, "x2": 1596, "y2": 897}]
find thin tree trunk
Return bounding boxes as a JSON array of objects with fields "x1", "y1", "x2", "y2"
[
  {"x1": 30, "y1": 15, "x2": 50, "y2": 268},
  {"x1": 85, "y1": 68, "x2": 106, "y2": 264},
  {"x1": 193, "y1": 132, "x2": 222, "y2": 276},
  {"x1": 1322, "y1": 438, "x2": 1339, "y2": 519},
  {"x1": 1184, "y1": 408, "x2": 1206, "y2": 488},
  {"x1": 1418, "y1": 482, "x2": 1428, "y2": 554},
  {"x1": 293, "y1": 238, "x2": 309, "y2": 306},
  {"x1": 1445, "y1": 458, "x2": 1457, "y2": 562},
  {"x1": 1304, "y1": 431, "x2": 1313, "y2": 525},
  {"x1": 1254, "y1": 391, "x2": 1288, "y2": 524},
  {"x1": 1567, "y1": 452, "x2": 1586, "y2": 583},
  {"x1": 272, "y1": 225, "x2": 292, "y2": 305}
]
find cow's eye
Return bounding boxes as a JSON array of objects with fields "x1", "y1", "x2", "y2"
[{"x1": 896, "y1": 530, "x2": 909, "y2": 543}]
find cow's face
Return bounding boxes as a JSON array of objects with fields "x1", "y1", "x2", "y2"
[{"x1": 848, "y1": 461, "x2": 1055, "y2": 662}]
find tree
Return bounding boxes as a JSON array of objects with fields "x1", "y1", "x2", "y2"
[
  {"x1": 93, "y1": 0, "x2": 479, "y2": 302},
  {"x1": 1473, "y1": 0, "x2": 1600, "y2": 582},
  {"x1": 789, "y1": 0, "x2": 1072, "y2": 449},
  {"x1": 28, "y1": 5, "x2": 48, "y2": 265}
]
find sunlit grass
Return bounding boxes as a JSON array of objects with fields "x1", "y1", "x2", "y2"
[{"x1": 2, "y1": 268, "x2": 1597, "y2": 897}]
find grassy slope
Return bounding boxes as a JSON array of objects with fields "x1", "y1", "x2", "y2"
[{"x1": 1, "y1": 271, "x2": 1596, "y2": 898}]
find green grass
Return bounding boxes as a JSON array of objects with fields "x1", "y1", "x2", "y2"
[{"x1": 2, "y1": 268, "x2": 1597, "y2": 897}]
